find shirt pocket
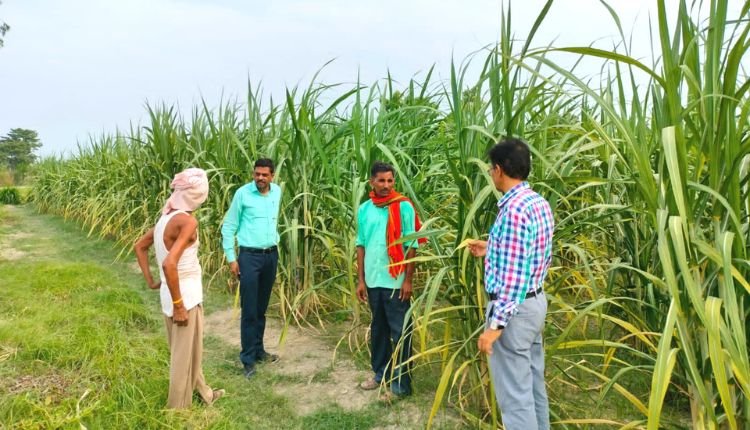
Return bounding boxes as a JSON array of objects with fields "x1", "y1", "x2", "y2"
[{"x1": 269, "y1": 198, "x2": 279, "y2": 221}]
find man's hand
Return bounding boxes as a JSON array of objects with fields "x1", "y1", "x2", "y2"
[
  {"x1": 356, "y1": 281, "x2": 368, "y2": 303},
  {"x1": 149, "y1": 279, "x2": 161, "y2": 290},
  {"x1": 399, "y1": 280, "x2": 412, "y2": 302},
  {"x1": 477, "y1": 328, "x2": 503, "y2": 355},
  {"x1": 468, "y1": 240, "x2": 488, "y2": 257},
  {"x1": 229, "y1": 261, "x2": 240, "y2": 278},
  {"x1": 173, "y1": 304, "x2": 189, "y2": 326}
]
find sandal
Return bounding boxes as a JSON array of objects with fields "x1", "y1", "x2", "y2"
[
  {"x1": 379, "y1": 390, "x2": 408, "y2": 403},
  {"x1": 379, "y1": 391, "x2": 396, "y2": 403},
  {"x1": 211, "y1": 388, "x2": 226, "y2": 404},
  {"x1": 359, "y1": 378, "x2": 380, "y2": 390}
]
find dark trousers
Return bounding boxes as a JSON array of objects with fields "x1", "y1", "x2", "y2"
[
  {"x1": 367, "y1": 287, "x2": 413, "y2": 395},
  {"x1": 238, "y1": 249, "x2": 278, "y2": 366}
]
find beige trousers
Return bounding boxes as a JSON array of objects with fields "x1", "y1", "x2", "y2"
[{"x1": 163, "y1": 304, "x2": 214, "y2": 409}]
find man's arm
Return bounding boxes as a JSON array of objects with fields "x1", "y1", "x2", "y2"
[
  {"x1": 356, "y1": 246, "x2": 367, "y2": 302},
  {"x1": 399, "y1": 201, "x2": 419, "y2": 301},
  {"x1": 478, "y1": 208, "x2": 532, "y2": 354},
  {"x1": 134, "y1": 228, "x2": 160, "y2": 289},
  {"x1": 355, "y1": 205, "x2": 367, "y2": 302},
  {"x1": 221, "y1": 188, "x2": 243, "y2": 276},
  {"x1": 162, "y1": 214, "x2": 199, "y2": 326},
  {"x1": 488, "y1": 208, "x2": 532, "y2": 329},
  {"x1": 400, "y1": 247, "x2": 417, "y2": 301}
]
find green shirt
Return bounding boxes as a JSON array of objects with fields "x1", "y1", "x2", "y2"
[
  {"x1": 221, "y1": 182, "x2": 282, "y2": 263},
  {"x1": 356, "y1": 200, "x2": 419, "y2": 290}
]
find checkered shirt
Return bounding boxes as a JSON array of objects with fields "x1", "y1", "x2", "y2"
[{"x1": 485, "y1": 181, "x2": 554, "y2": 328}]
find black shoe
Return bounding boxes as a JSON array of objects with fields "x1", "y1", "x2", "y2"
[
  {"x1": 243, "y1": 364, "x2": 256, "y2": 378},
  {"x1": 257, "y1": 353, "x2": 280, "y2": 364}
]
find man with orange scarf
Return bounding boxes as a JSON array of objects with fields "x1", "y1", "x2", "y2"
[{"x1": 356, "y1": 161, "x2": 424, "y2": 399}]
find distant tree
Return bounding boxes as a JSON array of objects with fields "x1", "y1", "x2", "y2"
[
  {"x1": 0, "y1": 129, "x2": 43, "y2": 171},
  {"x1": 0, "y1": 1, "x2": 9, "y2": 48}
]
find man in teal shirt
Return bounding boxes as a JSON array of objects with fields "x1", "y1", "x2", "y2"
[
  {"x1": 356, "y1": 161, "x2": 420, "y2": 398},
  {"x1": 221, "y1": 158, "x2": 281, "y2": 378}
]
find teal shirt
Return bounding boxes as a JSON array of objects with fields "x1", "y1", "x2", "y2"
[
  {"x1": 221, "y1": 182, "x2": 282, "y2": 263},
  {"x1": 356, "y1": 200, "x2": 419, "y2": 289}
]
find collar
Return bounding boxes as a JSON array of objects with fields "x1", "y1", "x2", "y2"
[{"x1": 497, "y1": 181, "x2": 529, "y2": 209}]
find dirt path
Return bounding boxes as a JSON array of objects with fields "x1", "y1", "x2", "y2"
[
  {"x1": 0, "y1": 207, "x2": 31, "y2": 260},
  {"x1": 205, "y1": 309, "x2": 374, "y2": 414},
  {"x1": 205, "y1": 309, "x2": 461, "y2": 428}
]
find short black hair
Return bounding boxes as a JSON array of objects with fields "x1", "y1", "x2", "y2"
[
  {"x1": 488, "y1": 137, "x2": 531, "y2": 180},
  {"x1": 254, "y1": 158, "x2": 275, "y2": 174},
  {"x1": 370, "y1": 161, "x2": 395, "y2": 178}
]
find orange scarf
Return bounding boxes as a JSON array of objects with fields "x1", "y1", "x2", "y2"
[{"x1": 369, "y1": 190, "x2": 427, "y2": 279}]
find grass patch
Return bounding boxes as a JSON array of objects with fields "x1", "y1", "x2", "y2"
[
  {"x1": 0, "y1": 205, "x2": 16, "y2": 225},
  {"x1": 300, "y1": 404, "x2": 378, "y2": 429},
  {"x1": 310, "y1": 365, "x2": 334, "y2": 384},
  {"x1": 0, "y1": 260, "x2": 176, "y2": 428}
]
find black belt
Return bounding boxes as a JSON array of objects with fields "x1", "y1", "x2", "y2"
[
  {"x1": 488, "y1": 289, "x2": 542, "y2": 301},
  {"x1": 240, "y1": 246, "x2": 277, "y2": 254}
]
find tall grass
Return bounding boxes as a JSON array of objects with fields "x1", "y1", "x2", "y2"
[{"x1": 32, "y1": 1, "x2": 750, "y2": 427}]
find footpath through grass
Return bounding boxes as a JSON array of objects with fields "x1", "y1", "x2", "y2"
[{"x1": 0, "y1": 205, "x2": 460, "y2": 429}]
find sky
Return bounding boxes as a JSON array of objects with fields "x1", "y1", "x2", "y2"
[{"x1": 0, "y1": 0, "x2": 734, "y2": 156}]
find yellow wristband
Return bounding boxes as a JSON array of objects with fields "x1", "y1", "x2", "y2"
[{"x1": 172, "y1": 297, "x2": 183, "y2": 305}]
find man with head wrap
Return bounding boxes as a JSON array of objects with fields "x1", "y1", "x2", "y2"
[{"x1": 134, "y1": 167, "x2": 225, "y2": 409}]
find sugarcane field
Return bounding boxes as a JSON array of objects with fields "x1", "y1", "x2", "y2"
[{"x1": 1, "y1": 1, "x2": 749, "y2": 429}]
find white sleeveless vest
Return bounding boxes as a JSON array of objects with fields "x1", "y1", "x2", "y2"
[{"x1": 154, "y1": 210, "x2": 203, "y2": 316}]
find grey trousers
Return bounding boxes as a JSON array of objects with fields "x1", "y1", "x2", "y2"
[{"x1": 486, "y1": 293, "x2": 550, "y2": 430}]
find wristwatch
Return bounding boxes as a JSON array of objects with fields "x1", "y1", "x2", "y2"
[{"x1": 489, "y1": 321, "x2": 505, "y2": 330}]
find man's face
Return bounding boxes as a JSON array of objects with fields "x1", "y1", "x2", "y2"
[
  {"x1": 254, "y1": 167, "x2": 274, "y2": 192},
  {"x1": 488, "y1": 164, "x2": 503, "y2": 190},
  {"x1": 370, "y1": 171, "x2": 395, "y2": 198}
]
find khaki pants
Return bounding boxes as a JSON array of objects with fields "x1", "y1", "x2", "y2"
[{"x1": 163, "y1": 304, "x2": 214, "y2": 409}]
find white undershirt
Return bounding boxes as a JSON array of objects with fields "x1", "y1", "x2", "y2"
[{"x1": 154, "y1": 210, "x2": 203, "y2": 317}]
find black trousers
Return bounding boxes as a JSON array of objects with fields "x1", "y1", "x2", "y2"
[
  {"x1": 238, "y1": 249, "x2": 278, "y2": 366},
  {"x1": 367, "y1": 287, "x2": 413, "y2": 395}
]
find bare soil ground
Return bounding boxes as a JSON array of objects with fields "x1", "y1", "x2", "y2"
[
  {"x1": 205, "y1": 308, "x2": 463, "y2": 428},
  {"x1": 206, "y1": 308, "x2": 375, "y2": 414}
]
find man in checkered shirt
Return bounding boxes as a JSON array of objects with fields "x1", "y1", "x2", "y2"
[{"x1": 469, "y1": 138, "x2": 554, "y2": 430}]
